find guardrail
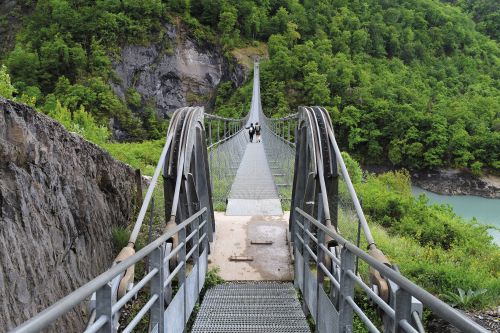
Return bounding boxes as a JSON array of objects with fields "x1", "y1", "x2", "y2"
[
  {"x1": 289, "y1": 106, "x2": 488, "y2": 333},
  {"x1": 12, "y1": 208, "x2": 209, "y2": 333},
  {"x1": 12, "y1": 107, "x2": 215, "y2": 333},
  {"x1": 204, "y1": 113, "x2": 248, "y2": 208},
  {"x1": 293, "y1": 207, "x2": 488, "y2": 333},
  {"x1": 260, "y1": 112, "x2": 297, "y2": 207}
]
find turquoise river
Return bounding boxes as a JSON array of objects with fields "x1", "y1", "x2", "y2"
[{"x1": 412, "y1": 186, "x2": 500, "y2": 246}]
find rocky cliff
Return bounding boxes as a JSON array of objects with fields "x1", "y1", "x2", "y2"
[
  {"x1": 0, "y1": 98, "x2": 139, "y2": 330},
  {"x1": 112, "y1": 23, "x2": 247, "y2": 121},
  {"x1": 412, "y1": 169, "x2": 500, "y2": 198},
  {"x1": 0, "y1": 1, "x2": 33, "y2": 57}
]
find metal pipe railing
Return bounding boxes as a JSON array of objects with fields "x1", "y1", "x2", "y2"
[
  {"x1": 12, "y1": 208, "x2": 207, "y2": 333},
  {"x1": 294, "y1": 207, "x2": 489, "y2": 333}
]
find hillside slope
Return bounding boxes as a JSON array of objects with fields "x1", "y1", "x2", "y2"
[{"x1": 0, "y1": 0, "x2": 498, "y2": 171}]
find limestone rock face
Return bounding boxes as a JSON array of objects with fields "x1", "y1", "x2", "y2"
[
  {"x1": 112, "y1": 23, "x2": 247, "y2": 121},
  {"x1": 0, "y1": 98, "x2": 138, "y2": 330}
]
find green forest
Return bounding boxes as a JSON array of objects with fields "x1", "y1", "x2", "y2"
[
  {"x1": 1, "y1": 0, "x2": 499, "y2": 315},
  {"x1": 0, "y1": 0, "x2": 499, "y2": 172}
]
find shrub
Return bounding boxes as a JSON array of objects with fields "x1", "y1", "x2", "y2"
[
  {"x1": 112, "y1": 227, "x2": 130, "y2": 253},
  {"x1": 0, "y1": 64, "x2": 16, "y2": 99}
]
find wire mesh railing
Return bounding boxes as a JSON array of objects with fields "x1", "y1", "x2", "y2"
[
  {"x1": 205, "y1": 114, "x2": 248, "y2": 210},
  {"x1": 260, "y1": 113, "x2": 297, "y2": 210}
]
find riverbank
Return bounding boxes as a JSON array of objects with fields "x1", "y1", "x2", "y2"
[
  {"x1": 412, "y1": 186, "x2": 500, "y2": 245},
  {"x1": 412, "y1": 169, "x2": 500, "y2": 199},
  {"x1": 363, "y1": 165, "x2": 500, "y2": 198}
]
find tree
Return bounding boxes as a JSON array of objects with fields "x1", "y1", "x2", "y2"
[
  {"x1": 303, "y1": 61, "x2": 330, "y2": 105},
  {"x1": 218, "y1": 5, "x2": 239, "y2": 49},
  {"x1": 0, "y1": 65, "x2": 16, "y2": 99}
]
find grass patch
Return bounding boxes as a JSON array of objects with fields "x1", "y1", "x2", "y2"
[
  {"x1": 112, "y1": 227, "x2": 130, "y2": 254},
  {"x1": 102, "y1": 139, "x2": 165, "y2": 176},
  {"x1": 231, "y1": 42, "x2": 269, "y2": 69}
]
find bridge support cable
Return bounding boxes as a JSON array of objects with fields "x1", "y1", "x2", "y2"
[
  {"x1": 281, "y1": 105, "x2": 488, "y2": 333},
  {"x1": 12, "y1": 107, "x2": 217, "y2": 333}
]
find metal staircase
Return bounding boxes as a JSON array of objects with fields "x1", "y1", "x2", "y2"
[{"x1": 192, "y1": 283, "x2": 310, "y2": 333}]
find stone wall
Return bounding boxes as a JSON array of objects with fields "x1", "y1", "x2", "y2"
[{"x1": 0, "y1": 98, "x2": 139, "y2": 330}]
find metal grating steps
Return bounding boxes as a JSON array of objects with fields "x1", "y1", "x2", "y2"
[{"x1": 191, "y1": 282, "x2": 311, "y2": 333}]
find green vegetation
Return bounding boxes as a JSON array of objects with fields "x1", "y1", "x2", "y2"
[
  {"x1": 102, "y1": 139, "x2": 165, "y2": 176},
  {"x1": 442, "y1": 0, "x2": 499, "y2": 41},
  {"x1": 442, "y1": 288, "x2": 488, "y2": 309},
  {"x1": 111, "y1": 227, "x2": 130, "y2": 254},
  {"x1": 189, "y1": 0, "x2": 499, "y2": 173},
  {"x1": 2, "y1": 1, "x2": 498, "y2": 173},
  {"x1": 1, "y1": 0, "x2": 169, "y2": 141},
  {"x1": 342, "y1": 153, "x2": 500, "y2": 309},
  {"x1": 0, "y1": 65, "x2": 16, "y2": 99}
]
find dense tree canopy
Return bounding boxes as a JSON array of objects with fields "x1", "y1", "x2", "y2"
[
  {"x1": 0, "y1": 0, "x2": 498, "y2": 171},
  {"x1": 197, "y1": 0, "x2": 499, "y2": 172},
  {"x1": 1, "y1": 0, "x2": 167, "y2": 140}
]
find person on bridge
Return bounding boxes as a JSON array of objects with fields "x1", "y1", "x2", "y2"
[
  {"x1": 255, "y1": 122, "x2": 262, "y2": 142},
  {"x1": 246, "y1": 123, "x2": 255, "y2": 142}
]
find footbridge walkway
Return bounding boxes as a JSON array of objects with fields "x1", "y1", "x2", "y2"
[{"x1": 11, "y1": 61, "x2": 489, "y2": 333}]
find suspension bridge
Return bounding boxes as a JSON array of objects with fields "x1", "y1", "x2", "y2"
[{"x1": 11, "y1": 61, "x2": 489, "y2": 333}]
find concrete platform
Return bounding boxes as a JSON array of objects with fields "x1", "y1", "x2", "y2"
[
  {"x1": 226, "y1": 199, "x2": 283, "y2": 216},
  {"x1": 210, "y1": 212, "x2": 293, "y2": 281}
]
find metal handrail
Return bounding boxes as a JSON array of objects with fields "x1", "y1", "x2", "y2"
[
  {"x1": 294, "y1": 207, "x2": 489, "y2": 333},
  {"x1": 323, "y1": 109, "x2": 376, "y2": 248},
  {"x1": 207, "y1": 127, "x2": 245, "y2": 150},
  {"x1": 12, "y1": 208, "x2": 207, "y2": 333},
  {"x1": 262, "y1": 117, "x2": 296, "y2": 147}
]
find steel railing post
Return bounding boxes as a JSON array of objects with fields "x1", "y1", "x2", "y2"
[
  {"x1": 96, "y1": 282, "x2": 113, "y2": 333},
  {"x1": 393, "y1": 284, "x2": 414, "y2": 333},
  {"x1": 288, "y1": 121, "x2": 291, "y2": 142},
  {"x1": 302, "y1": 215, "x2": 311, "y2": 317},
  {"x1": 179, "y1": 226, "x2": 187, "y2": 324},
  {"x1": 338, "y1": 247, "x2": 355, "y2": 332},
  {"x1": 193, "y1": 211, "x2": 200, "y2": 298},
  {"x1": 316, "y1": 197, "x2": 325, "y2": 331},
  {"x1": 316, "y1": 227, "x2": 326, "y2": 331},
  {"x1": 150, "y1": 246, "x2": 165, "y2": 332},
  {"x1": 293, "y1": 213, "x2": 300, "y2": 290}
]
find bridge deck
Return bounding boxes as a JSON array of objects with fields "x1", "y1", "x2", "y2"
[
  {"x1": 210, "y1": 212, "x2": 293, "y2": 281},
  {"x1": 192, "y1": 282, "x2": 310, "y2": 333},
  {"x1": 226, "y1": 142, "x2": 283, "y2": 216}
]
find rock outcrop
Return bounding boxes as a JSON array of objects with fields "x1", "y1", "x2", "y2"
[
  {"x1": 412, "y1": 169, "x2": 500, "y2": 198},
  {"x1": 111, "y1": 23, "x2": 247, "y2": 122},
  {"x1": 0, "y1": 98, "x2": 139, "y2": 330},
  {"x1": 0, "y1": 1, "x2": 34, "y2": 57}
]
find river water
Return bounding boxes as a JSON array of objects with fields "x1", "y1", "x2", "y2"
[{"x1": 412, "y1": 186, "x2": 500, "y2": 245}]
